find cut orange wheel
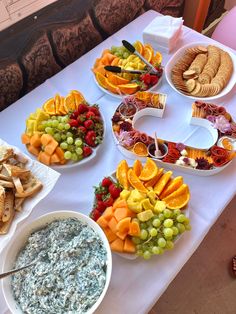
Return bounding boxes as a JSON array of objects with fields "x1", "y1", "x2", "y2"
[
  {"x1": 43, "y1": 98, "x2": 56, "y2": 115},
  {"x1": 160, "y1": 176, "x2": 183, "y2": 199},
  {"x1": 133, "y1": 142, "x2": 148, "y2": 157},
  {"x1": 64, "y1": 93, "x2": 76, "y2": 113},
  {"x1": 132, "y1": 159, "x2": 143, "y2": 177},
  {"x1": 107, "y1": 74, "x2": 130, "y2": 85},
  {"x1": 116, "y1": 160, "x2": 130, "y2": 190},
  {"x1": 118, "y1": 83, "x2": 139, "y2": 95},
  {"x1": 151, "y1": 52, "x2": 162, "y2": 65},
  {"x1": 134, "y1": 41, "x2": 144, "y2": 55},
  {"x1": 139, "y1": 157, "x2": 158, "y2": 181},
  {"x1": 127, "y1": 169, "x2": 147, "y2": 193},
  {"x1": 96, "y1": 72, "x2": 108, "y2": 89},
  {"x1": 162, "y1": 184, "x2": 190, "y2": 209}
]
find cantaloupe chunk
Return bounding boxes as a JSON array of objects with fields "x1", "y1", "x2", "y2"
[
  {"x1": 41, "y1": 134, "x2": 53, "y2": 146},
  {"x1": 30, "y1": 133, "x2": 42, "y2": 148},
  {"x1": 108, "y1": 216, "x2": 118, "y2": 234},
  {"x1": 38, "y1": 151, "x2": 51, "y2": 165},
  {"x1": 103, "y1": 227, "x2": 117, "y2": 243},
  {"x1": 110, "y1": 238, "x2": 124, "y2": 253},
  {"x1": 55, "y1": 147, "x2": 65, "y2": 161},
  {"x1": 27, "y1": 145, "x2": 40, "y2": 157},
  {"x1": 97, "y1": 216, "x2": 108, "y2": 229},
  {"x1": 117, "y1": 217, "x2": 131, "y2": 234},
  {"x1": 116, "y1": 229, "x2": 128, "y2": 240},
  {"x1": 124, "y1": 237, "x2": 136, "y2": 253},
  {"x1": 21, "y1": 133, "x2": 31, "y2": 145},
  {"x1": 113, "y1": 199, "x2": 128, "y2": 210},
  {"x1": 50, "y1": 153, "x2": 60, "y2": 164},
  {"x1": 103, "y1": 206, "x2": 114, "y2": 221},
  {"x1": 44, "y1": 139, "x2": 58, "y2": 156},
  {"x1": 114, "y1": 206, "x2": 135, "y2": 221},
  {"x1": 129, "y1": 220, "x2": 141, "y2": 236}
]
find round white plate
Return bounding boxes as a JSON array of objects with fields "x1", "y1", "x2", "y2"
[{"x1": 165, "y1": 41, "x2": 236, "y2": 101}]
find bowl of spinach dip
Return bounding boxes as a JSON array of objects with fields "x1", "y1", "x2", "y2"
[{"x1": 1, "y1": 211, "x2": 112, "y2": 314}]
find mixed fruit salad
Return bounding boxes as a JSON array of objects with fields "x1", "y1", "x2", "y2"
[
  {"x1": 21, "y1": 90, "x2": 104, "y2": 166},
  {"x1": 93, "y1": 41, "x2": 163, "y2": 96},
  {"x1": 90, "y1": 158, "x2": 191, "y2": 260}
]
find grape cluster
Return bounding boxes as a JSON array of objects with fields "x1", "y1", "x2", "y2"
[
  {"x1": 132, "y1": 209, "x2": 191, "y2": 260},
  {"x1": 39, "y1": 115, "x2": 84, "y2": 162},
  {"x1": 110, "y1": 45, "x2": 131, "y2": 59}
]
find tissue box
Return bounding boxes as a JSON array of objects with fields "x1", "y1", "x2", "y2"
[{"x1": 143, "y1": 15, "x2": 183, "y2": 53}]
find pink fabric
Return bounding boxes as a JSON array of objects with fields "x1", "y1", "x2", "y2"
[{"x1": 212, "y1": 6, "x2": 236, "y2": 50}]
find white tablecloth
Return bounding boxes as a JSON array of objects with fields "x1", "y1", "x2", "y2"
[{"x1": 0, "y1": 10, "x2": 236, "y2": 314}]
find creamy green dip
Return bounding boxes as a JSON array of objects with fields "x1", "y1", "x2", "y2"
[{"x1": 12, "y1": 218, "x2": 107, "y2": 314}]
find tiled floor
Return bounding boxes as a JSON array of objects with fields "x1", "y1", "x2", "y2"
[{"x1": 150, "y1": 196, "x2": 236, "y2": 314}]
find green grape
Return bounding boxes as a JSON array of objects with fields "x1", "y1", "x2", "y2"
[
  {"x1": 166, "y1": 240, "x2": 174, "y2": 250},
  {"x1": 152, "y1": 246, "x2": 159, "y2": 254},
  {"x1": 71, "y1": 153, "x2": 78, "y2": 161},
  {"x1": 158, "y1": 237, "x2": 166, "y2": 248},
  {"x1": 61, "y1": 134, "x2": 67, "y2": 140},
  {"x1": 143, "y1": 251, "x2": 151, "y2": 260},
  {"x1": 163, "y1": 209, "x2": 172, "y2": 218},
  {"x1": 52, "y1": 120, "x2": 59, "y2": 128},
  {"x1": 177, "y1": 223, "x2": 186, "y2": 234},
  {"x1": 53, "y1": 133, "x2": 61, "y2": 142},
  {"x1": 60, "y1": 142, "x2": 68, "y2": 150},
  {"x1": 185, "y1": 224, "x2": 192, "y2": 231},
  {"x1": 76, "y1": 147, "x2": 83, "y2": 155},
  {"x1": 152, "y1": 218, "x2": 161, "y2": 228},
  {"x1": 172, "y1": 226, "x2": 179, "y2": 236},
  {"x1": 57, "y1": 116, "x2": 62, "y2": 122},
  {"x1": 75, "y1": 138, "x2": 83, "y2": 147},
  {"x1": 147, "y1": 220, "x2": 153, "y2": 228},
  {"x1": 61, "y1": 116, "x2": 68, "y2": 123},
  {"x1": 123, "y1": 52, "x2": 129, "y2": 58},
  {"x1": 158, "y1": 213, "x2": 165, "y2": 221},
  {"x1": 173, "y1": 209, "x2": 181, "y2": 216},
  {"x1": 77, "y1": 155, "x2": 83, "y2": 161},
  {"x1": 45, "y1": 127, "x2": 54, "y2": 135},
  {"x1": 140, "y1": 229, "x2": 148, "y2": 240},
  {"x1": 114, "y1": 52, "x2": 120, "y2": 57},
  {"x1": 149, "y1": 228, "x2": 157, "y2": 237},
  {"x1": 183, "y1": 217, "x2": 190, "y2": 225},
  {"x1": 132, "y1": 237, "x2": 141, "y2": 244},
  {"x1": 64, "y1": 123, "x2": 70, "y2": 130},
  {"x1": 140, "y1": 222, "x2": 147, "y2": 229},
  {"x1": 136, "y1": 249, "x2": 143, "y2": 256},
  {"x1": 67, "y1": 137, "x2": 74, "y2": 144},
  {"x1": 58, "y1": 123, "x2": 64, "y2": 130},
  {"x1": 164, "y1": 218, "x2": 173, "y2": 228},
  {"x1": 66, "y1": 132, "x2": 73, "y2": 138},
  {"x1": 67, "y1": 145, "x2": 75, "y2": 152},
  {"x1": 177, "y1": 214, "x2": 186, "y2": 223},
  {"x1": 64, "y1": 151, "x2": 72, "y2": 160},
  {"x1": 163, "y1": 228, "x2": 173, "y2": 239}
]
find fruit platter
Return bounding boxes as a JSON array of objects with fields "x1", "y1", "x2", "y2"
[
  {"x1": 111, "y1": 92, "x2": 236, "y2": 176},
  {"x1": 21, "y1": 90, "x2": 104, "y2": 168},
  {"x1": 90, "y1": 158, "x2": 191, "y2": 260},
  {"x1": 165, "y1": 42, "x2": 236, "y2": 100},
  {"x1": 92, "y1": 40, "x2": 163, "y2": 98}
]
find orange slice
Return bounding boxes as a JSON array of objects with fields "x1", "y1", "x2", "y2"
[
  {"x1": 143, "y1": 46, "x2": 154, "y2": 63},
  {"x1": 145, "y1": 168, "x2": 164, "y2": 188},
  {"x1": 162, "y1": 184, "x2": 190, "y2": 209},
  {"x1": 107, "y1": 74, "x2": 130, "y2": 85},
  {"x1": 135, "y1": 91, "x2": 151, "y2": 102},
  {"x1": 106, "y1": 80, "x2": 120, "y2": 94},
  {"x1": 154, "y1": 171, "x2": 172, "y2": 196},
  {"x1": 117, "y1": 83, "x2": 139, "y2": 95},
  {"x1": 127, "y1": 169, "x2": 147, "y2": 193},
  {"x1": 71, "y1": 90, "x2": 85, "y2": 108},
  {"x1": 111, "y1": 57, "x2": 120, "y2": 66},
  {"x1": 93, "y1": 65, "x2": 107, "y2": 76},
  {"x1": 54, "y1": 94, "x2": 61, "y2": 115},
  {"x1": 160, "y1": 176, "x2": 183, "y2": 199},
  {"x1": 133, "y1": 159, "x2": 143, "y2": 176},
  {"x1": 222, "y1": 138, "x2": 233, "y2": 151},
  {"x1": 43, "y1": 98, "x2": 56, "y2": 115},
  {"x1": 134, "y1": 41, "x2": 144, "y2": 55},
  {"x1": 139, "y1": 157, "x2": 158, "y2": 181},
  {"x1": 64, "y1": 93, "x2": 76, "y2": 113},
  {"x1": 151, "y1": 52, "x2": 162, "y2": 65},
  {"x1": 59, "y1": 96, "x2": 67, "y2": 115},
  {"x1": 132, "y1": 142, "x2": 148, "y2": 157},
  {"x1": 116, "y1": 160, "x2": 129, "y2": 190},
  {"x1": 96, "y1": 72, "x2": 108, "y2": 89}
]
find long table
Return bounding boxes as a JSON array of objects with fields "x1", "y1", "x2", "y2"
[{"x1": 0, "y1": 10, "x2": 236, "y2": 314}]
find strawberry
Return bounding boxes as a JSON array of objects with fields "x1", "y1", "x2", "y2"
[
  {"x1": 96, "y1": 200, "x2": 106, "y2": 212},
  {"x1": 84, "y1": 120, "x2": 94, "y2": 129},
  {"x1": 83, "y1": 146, "x2": 92, "y2": 157},
  {"x1": 91, "y1": 209, "x2": 101, "y2": 221},
  {"x1": 69, "y1": 119, "x2": 79, "y2": 128},
  {"x1": 95, "y1": 185, "x2": 107, "y2": 200},
  {"x1": 85, "y1": 130, "x2": 96, "y2": 147},
  {"x1": 101, "y1": 177, "x2": 113, "y2": 188},
  {"x1": 78, "y1": 126, "x2": 86, "y2": 133},
  {"x1": 141, "y1": 73, "x2": 151, "y2": 85},
  {"x1": 103, "y1": 194, "x2": 114, "y2": 207},
  {"x1": 150, "y1": 75, "x2": 158, "y2": 85},
  {"x1": 77, "y1": 104, "x2": 89, "y2": 114},
  {"x1": 70, "y1": 111, "x2": 79, "y2": 120},
  {"x1": 86, "y1": 111, "x2": 96, "y2": 119},
  {"x1": 109, "y1": 183, "x2": 122, "y2": 199},
  {"x1": 89, "y1": 106, "x2": 100, "y2": 116}
]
